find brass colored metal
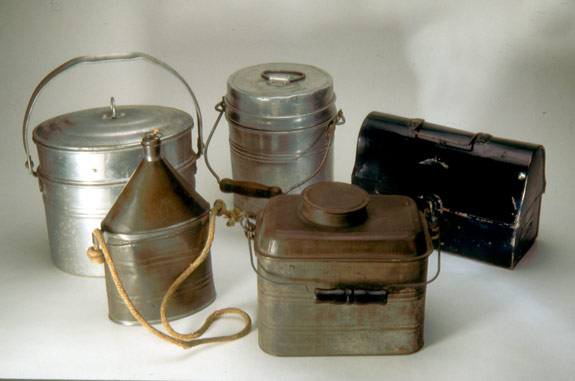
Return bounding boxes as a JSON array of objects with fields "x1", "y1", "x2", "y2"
[
  {"x1": 300, "y1": 181, "x2": 369, "y2": 227},
  {"x1": 254, "y1": 182, "x2": 434, "y2": 356},
  {"x1": 99, "y1": 133, "x2": 215, "y2": 325}
]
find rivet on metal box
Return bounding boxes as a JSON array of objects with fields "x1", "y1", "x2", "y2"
[{"x1": 352, "y1": 112, "x2": 546, "y2": 269}]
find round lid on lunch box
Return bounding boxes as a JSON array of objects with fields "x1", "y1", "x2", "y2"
[
  {"x1": 300, "y1": 182, "x2": 369, "y2": 228},
  {"x1": 225, "y1": 62, "x2": 338, "y2": 130},
  {"x1": 32, "y1": 103, "x2": 194, "y2": 150}
]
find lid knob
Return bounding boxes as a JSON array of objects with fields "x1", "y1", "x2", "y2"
[{"x1": 299, "y1": 182, "x2": 369, "y2": 227}]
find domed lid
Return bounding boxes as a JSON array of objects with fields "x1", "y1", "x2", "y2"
[
  {"x1": 225, "y1": 63, "x2": 337, "y2": 130},
  {"x1": 101, "y1": 133, "x2": 208, "y2": 234},
  {"x1": 32, "y1": 102, "x2": 193, "y2": 150},
  {"x1": 299, "y1": 182, "x2": 369, "y2": 227}
]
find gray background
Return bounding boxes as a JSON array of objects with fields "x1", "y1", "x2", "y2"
[{"x1": 1, "y1": 1, "x2": 574, "y2": 379}]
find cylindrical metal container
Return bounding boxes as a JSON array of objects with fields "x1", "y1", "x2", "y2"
[
  {"x1": 253, "y1": 182, "x2": 438, "y2": 356},
  {"x1": 219, "y1": 63, "x2": 344, "y2": 216},
  {"x1": 22, "y1": 53, "x2": 203, "y2": 277},
  {"x1": 98, "y1": 133, "x2": 215, "y2": 325}
]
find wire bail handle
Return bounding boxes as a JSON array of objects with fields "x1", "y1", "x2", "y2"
[
  {"x1": 204, "y1": 98, "x2": 345, "y2": 197},
  {"x1": 23, "y1": 52, "x2": 204, "y2": 177}
]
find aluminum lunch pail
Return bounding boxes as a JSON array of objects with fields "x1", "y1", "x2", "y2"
[
  {"x1": 205, "y1": 63, "x2": 345, "y2": 217},
  {"x1": 22, "y1": 53, "x2": 203, "y2": 277}
]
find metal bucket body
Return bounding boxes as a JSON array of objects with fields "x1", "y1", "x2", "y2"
[
  {"x1": 228, "y1": 120, "x2": 334, "y2": 214},
  {"x1": 254, "y1": 182, "x2": 434, "y2": 356},
  {"x1": 225, "y1": 63, "x2": 340, "y2": 216},
  {"x1": 33, "y1": 106, "x2": 197, "y2": 277},
  {"x1": 104, "y1": 218, "x2": 215, "y2": 325}
]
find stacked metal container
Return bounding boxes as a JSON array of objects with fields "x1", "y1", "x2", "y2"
[
  {"x1": 23, "y1": 53, "x2": 202, "y2": 276},
  {"x1": 206, "y1": 63, "x2": 344, "y2": 217}
]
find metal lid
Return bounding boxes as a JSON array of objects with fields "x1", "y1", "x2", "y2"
[
  {"x1": 32, "y1": 103, "x2": 194, "y2": 150},
  {"x1": 255, "y1": 191, "x2": 432, "y2": 260},
  {"x1": 225, "y1": 63, "x2": 337, "y2": 130},
  {"x1": 300, "y1": 182, "x2": 369, "y2": 227},
  {"x1": 101, "y1": 133, "x2": 208, "y2": 235}
]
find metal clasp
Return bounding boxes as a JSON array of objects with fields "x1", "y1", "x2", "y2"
[{"x1": 420, "y1": 194, "x2": 442, "y2": 242}]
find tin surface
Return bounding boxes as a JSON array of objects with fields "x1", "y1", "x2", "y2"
[
  {"x1": 222, "y1": 63, "x2": 342, "y2": 216},
  {"x1": 99, "y1": 134, "x2": 215, "y2": 325},
  {"x1": 254, "y1": 182, "x2": 433, "y2": 356},
  {"x1": 23, "y1": 53, "x2": 203, "y2": 277},
  {"x1": 33, "y1": 105, "x2": 197, "y2": 277},
  {"x1": 352, "y1": 111, "x2": 546, "y2": 268}
]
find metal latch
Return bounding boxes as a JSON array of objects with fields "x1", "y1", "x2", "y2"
[{"x1": 419, "y1": 194, "x2": 442, "y2": 242}]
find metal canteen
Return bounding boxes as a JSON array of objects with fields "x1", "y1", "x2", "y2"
[{"x1": 94, "y1": 133, "x2": 215, "y2": 325}]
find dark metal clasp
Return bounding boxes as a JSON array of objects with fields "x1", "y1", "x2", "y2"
[{"x1": 420, "y1": 194, "x2": 442, "y2": 242}]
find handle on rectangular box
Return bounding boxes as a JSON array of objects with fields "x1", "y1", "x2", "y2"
[{"x1": 315, "y1": 288, "x2": 388, "y2": 305}]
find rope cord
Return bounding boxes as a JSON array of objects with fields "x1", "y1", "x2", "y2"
[{"x1": 88, "y1": 200, "x2": 251, "y2": 349}]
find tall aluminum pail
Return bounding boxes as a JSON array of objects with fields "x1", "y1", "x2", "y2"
[
  {"x1": 205, "y1": 63, "x2": 344, "y2": 217},
  {"x1": 22, "y1": 53, "x2": 203, "y2": 277}
]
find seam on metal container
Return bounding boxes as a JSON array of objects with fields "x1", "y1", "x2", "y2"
[
  {"x1": 104, "y1": 212, "x2": 209, "y2": 241},
  {"x1": 32, "y1": 128, "x2": 192, "y2": 151},
  {"x1": 258, "y1": 321, "x2": 424, "y2": 331},
  {"x1": 230, "y1": 144, "x2": 330, "y2": 163},
  {"x1": 36, "y1": 156, "x2": 197, "y2": 185},
  {"x1": 225, "y1": 115, "x2": 334, "y2": 132}
]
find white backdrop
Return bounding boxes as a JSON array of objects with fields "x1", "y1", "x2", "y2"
[{"x1": 1, "y1": 1, "x2": 574, "y2": 380}]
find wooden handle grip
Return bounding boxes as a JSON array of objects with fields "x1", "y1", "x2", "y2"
[{"x1": 219, "y1": 178, "x2": 282, "y2": 199}]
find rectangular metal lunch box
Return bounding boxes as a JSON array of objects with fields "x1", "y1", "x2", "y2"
[{"x1": 253, "y1": 182, "x2": 435, "y2": 356}]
